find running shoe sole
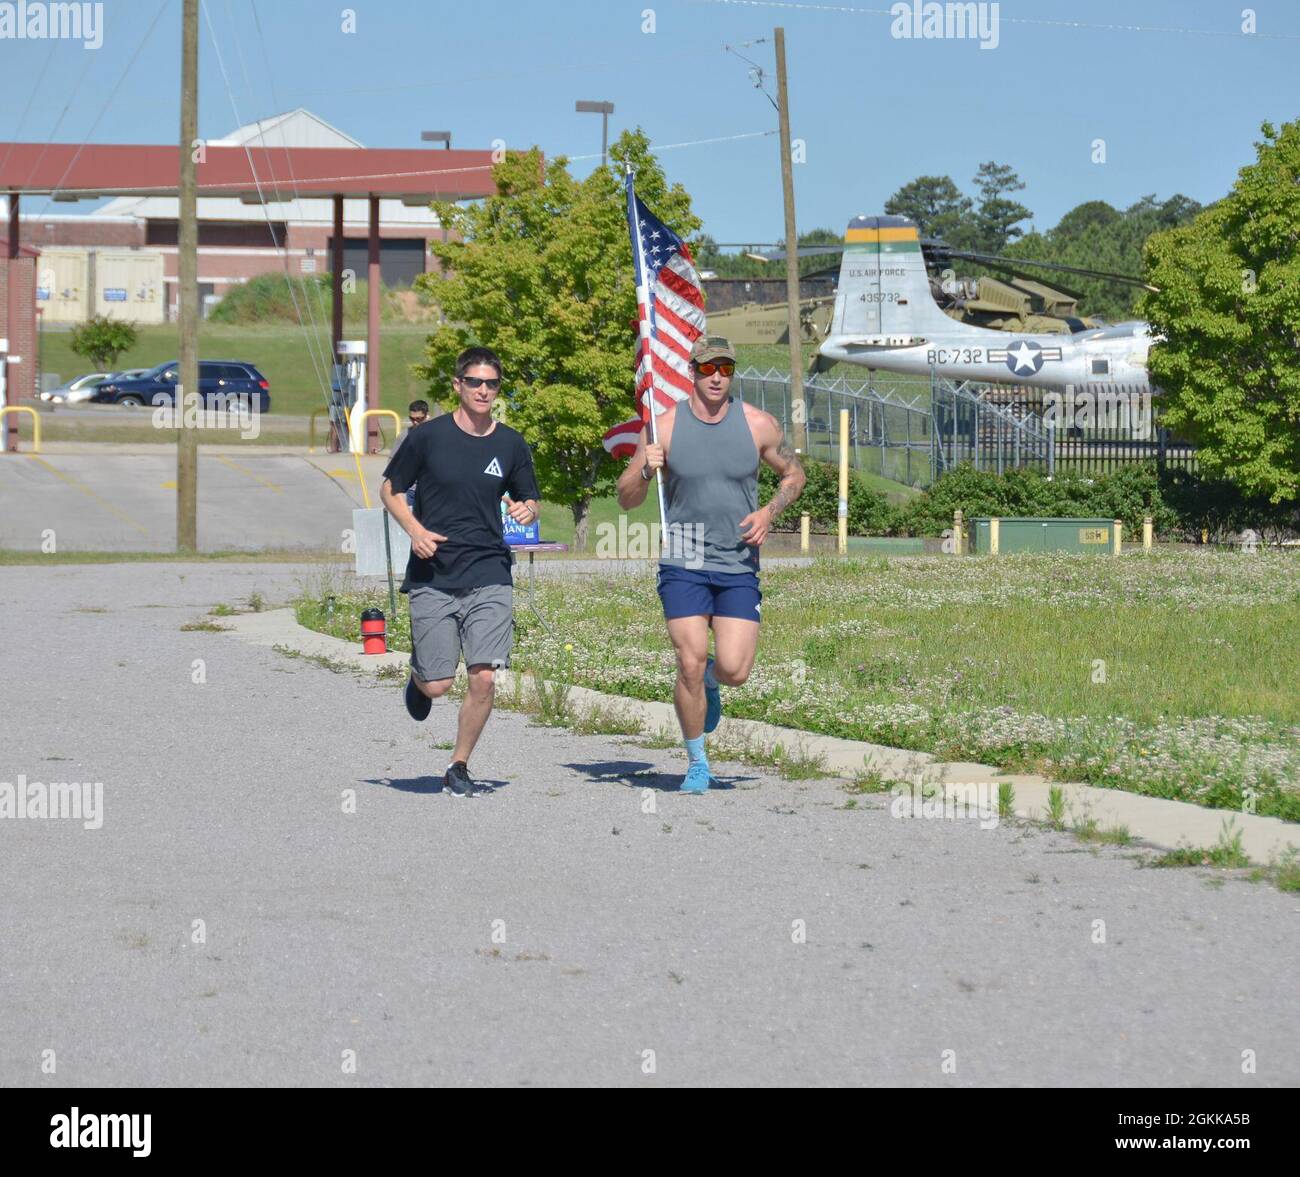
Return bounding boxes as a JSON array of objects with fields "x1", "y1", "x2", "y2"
[{"x1": 405, "y1": 674, "x2": 432, "y2": 721}]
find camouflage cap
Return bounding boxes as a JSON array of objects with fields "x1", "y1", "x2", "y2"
[{"x1": 689, "y1": 335, "x2": 736, "y2": 365}]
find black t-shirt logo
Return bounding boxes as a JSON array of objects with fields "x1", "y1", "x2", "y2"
[{"x1": 483, "y1": 457, "x2": 504, "y2": 477}]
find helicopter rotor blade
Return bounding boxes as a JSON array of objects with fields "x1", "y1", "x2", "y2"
[{"x1": 930, "y1": 246, "x2": 1157, "y2": 291}]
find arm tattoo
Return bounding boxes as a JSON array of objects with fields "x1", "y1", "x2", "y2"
[{"x1": 765, "y1": 432, "x2": 804, "y2": 518}]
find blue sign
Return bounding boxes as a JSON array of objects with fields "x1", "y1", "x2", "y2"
[
  {"x1": 103, "y1": 288, "x2": 127, "y2": 302},
  {"x1": 501, "y1": 499, "x2": 540, "y2": 545},
  {"x1": 36, "y1": 288, "x2": 50, "y2": 301}
]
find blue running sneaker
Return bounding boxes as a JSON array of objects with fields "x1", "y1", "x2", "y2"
[
  {"x1": 680, "y1": 759, "x2": 712, "y2": 794},
  {"x1": 703, "y1": 657, "x2": 722, "y2": 734}
]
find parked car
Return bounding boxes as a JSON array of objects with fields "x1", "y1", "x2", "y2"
[
  {"x1": 93, "y1": 360, "x2": 270, "y2": 412},
  {"x1": 40, "y1": 372, "x2": 112, "y2": 404}
]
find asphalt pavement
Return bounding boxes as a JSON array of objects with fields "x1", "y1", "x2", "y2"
[{"x1": 1, "y1": 562, "x2": 1296, "y2": 1086}]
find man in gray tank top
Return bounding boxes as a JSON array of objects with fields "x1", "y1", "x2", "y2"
[{"x1": 617, "y1": 335, "x2": 806, "y2": 794}]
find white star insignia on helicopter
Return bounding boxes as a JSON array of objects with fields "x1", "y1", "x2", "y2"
[{"x1": 1007, "y1": 341, "x2": 1041, "y2": 374}]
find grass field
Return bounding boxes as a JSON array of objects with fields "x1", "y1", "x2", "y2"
[
  {"x1": 38, "y1": 330, "x2": 817, "y2": 422},
  {"x1": 40, "y1": 323, "x2": 434, "y2": 419},
  {"x1": 297, "y1": 550, "x2": 1300, "y2": 821}
]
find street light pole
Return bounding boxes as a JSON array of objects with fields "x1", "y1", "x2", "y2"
[{"x1": 575, "y1": 101, "x2": 615, "y2": 170}]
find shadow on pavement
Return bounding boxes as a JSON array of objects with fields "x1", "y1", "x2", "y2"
[
  {"x1": 562, "y1": 759, "x2": 751, "y2": 792},
  {"x1": 363, "y1": 776, "x2": 512, "y2": 795}
]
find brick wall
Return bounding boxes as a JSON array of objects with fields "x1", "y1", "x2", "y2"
[
  {"x1": 20, "y1": 219, "x2": 145, "y2": 249},
  {"x1": 1, "y1": 252, "x2": 39, "y2": 398}
]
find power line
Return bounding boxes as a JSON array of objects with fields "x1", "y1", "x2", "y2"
[
  {"x1": 284, "y1": 42, "x2": 757, "y2": 98},
  {"x1": 10, "y1": 129, "x2": 780, "y2": 198},
  {"x1": 697, "y1": 0, "x2": 1300, "y2": 40},
  {"x1": 30, "y1": 0, "x2": 171, "y2": 216},
  {"x1": 0, "y1": 37, "x2": 57, "y2": 187},
  {"x1": 199, "y1": 0, "x2": 337, "y2": 435}
]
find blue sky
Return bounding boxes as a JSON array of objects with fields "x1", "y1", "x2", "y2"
[{"x1": 3, "y1": 0, "x2": 1298, "y2": 243}]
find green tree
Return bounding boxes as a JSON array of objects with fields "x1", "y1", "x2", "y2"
[
  {"x1": 1140, "y1": 120, "x2": 1300, "y2": 503},
  {"x1": 1002, "y1": 194, "x2": 1200, "y2": 321},
  {"x1": 969, "y1": 161, "x2": 1032, "y2": 253},
  {"x1": 884, "y1": 175, "x2": 973, "y2": 244},
  {"x1": 69, "y1": 315, "x2": 137, "y2": 372},
  {"x1": 415, "y1": 129, "x2": 699, "y2": 549}
]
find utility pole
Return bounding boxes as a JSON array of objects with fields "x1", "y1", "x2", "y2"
[
  {"x1": 177, "y1": 0, "x2": 199, "y2": 551},
  {"x1": 774, "y1": 27, "x2": 805, "y2": 454}
]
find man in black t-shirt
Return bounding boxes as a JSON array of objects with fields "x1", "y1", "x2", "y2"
[{"x1": 381, "y1": 347, "x2": 540, "y2": 797}]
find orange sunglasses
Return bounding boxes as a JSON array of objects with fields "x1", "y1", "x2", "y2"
[{"x1": 695, "y1": 361, "x2": 735, "y2": 377}]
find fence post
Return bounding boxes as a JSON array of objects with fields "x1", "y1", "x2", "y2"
[
  {"x1": 1112, "y1": 519, "x2": 1123, "y2": 556},
  {"x1": 953, "y1": 509, "x2": 964, "y2": 556},
  {"x1": 989, "y1": 516, "x2": 999, "y2": 556},
  {"x1": 800, "y1": 512, "x2": 810, "y2": 554},
  {"x1": 905, "y1": 403, "x2": 911, "y2": 485},
  {"x1": 1143, "y1": 515, "x2": 1153, "y2": 551}
]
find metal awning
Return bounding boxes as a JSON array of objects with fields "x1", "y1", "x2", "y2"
[{"x1": 0, "y1": 143, "x2": 503, "y2": 201}]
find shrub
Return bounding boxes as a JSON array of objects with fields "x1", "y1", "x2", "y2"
[
  {"x1": 759, "y1": 460, "x2": 902, "y2": 535},
  {"x1": 69, "y1": 315, "x2": 138, "y2": 372},
  {"x1": 898, "y1": 462, "x2": 1299, "y2": 539},
  {"x1": 209, "y1": 272, "x2": 408, "y2": 325}
]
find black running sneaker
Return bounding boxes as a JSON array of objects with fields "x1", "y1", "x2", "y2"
[
  {"x1": 404, "y1": 674, "x2": 431, "y2": 721},
  {"x1": 444, "y1": 761, "x2": 479, "y2": 797}
]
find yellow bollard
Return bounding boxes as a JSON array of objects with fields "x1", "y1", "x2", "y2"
[
  {"x1": 0, "y1": 405, "x2": 40, "y2": 453},
  {"x1": 989, "y1": 517, "x2": 1000, "y2": 555},
  {"x1": 1143, "y1": 515, "x2": 1153, "y2": 551},
  {"x1": 800, "y1": 512, "x2": 810, "y2": 554},
  {"x1": 837, "y1": 409, "x2": 849, "y2": 555},
  {"x1": 953, "y1": 509, "x2": 964, "y2": 556},
  {"x1": 1113, "y1": 519, "x2": 1123, "y2": 556}
]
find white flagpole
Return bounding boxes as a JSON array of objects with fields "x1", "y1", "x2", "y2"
[{"x1": 627, "y1": 167, "x2": 669, "y2": 541}]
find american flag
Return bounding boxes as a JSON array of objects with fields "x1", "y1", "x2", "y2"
[
  {"x1": 628, "y1": 176, "x2": 706, "y2": 417},
  {"x1": 601, "y1": 417, "x2": 642, "y2": 460},
  {"x1": 601, "y1": 174, "x2": 706, "y2": 460}
]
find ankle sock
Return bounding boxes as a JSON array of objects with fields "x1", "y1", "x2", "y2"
[{"x1": 684, "y1": 735, "x2": 708, "y2": 764}]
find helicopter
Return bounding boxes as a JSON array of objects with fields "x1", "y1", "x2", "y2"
[
  {"x1": 702, "y1": 293, "x2": 836, "y2": 347},
  {"x1": 755, "y1": 215, "x2": 1158, "y2": 394}
]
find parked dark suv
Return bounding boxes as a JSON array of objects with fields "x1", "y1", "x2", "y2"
[{"x1": 93, "y1": 360, "x2": 271, "y2": 412}]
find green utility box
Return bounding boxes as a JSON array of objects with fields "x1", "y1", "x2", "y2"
[{"x1": 971, "y1": 517, "x2": 1119, "y2": 555}]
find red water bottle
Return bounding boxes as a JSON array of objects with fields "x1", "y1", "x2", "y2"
[{"x1": 360, "y1": 608, "x2": 386, "y2": 655}]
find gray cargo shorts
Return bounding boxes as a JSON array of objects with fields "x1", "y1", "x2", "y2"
[{"x1": 408, "y1": 583, "x2": 514, "y2": 682}]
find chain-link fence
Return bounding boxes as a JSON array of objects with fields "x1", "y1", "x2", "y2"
[
  {"x1": 930, "y1": 377, "x2": 1054, "y2": 479},
  {"x1": 736, "y1": 367, "x2": 1053, "y2": 487},
  {"x1": 734, "y1": 367, "x2": 933, "y2": 487}
]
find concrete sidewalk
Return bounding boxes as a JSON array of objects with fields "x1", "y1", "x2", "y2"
[{"x1": 227, "y1": 607, "x2": 1300, "y2": 864}]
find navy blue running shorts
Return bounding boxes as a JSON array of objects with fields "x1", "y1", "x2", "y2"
[{"x1": 657, "y1": 564, "x2": 762, "y2": 623}]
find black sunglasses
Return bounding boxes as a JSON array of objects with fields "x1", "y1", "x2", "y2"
[{"x1": 458, "y1": 375, "x2": 501, "y2": 390}]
